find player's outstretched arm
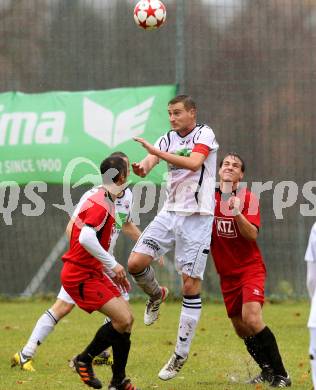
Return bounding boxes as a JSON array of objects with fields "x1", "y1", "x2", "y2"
[
  {"x1": 134, "y1": 137, "x2": 207, "y2": 172},
  {"x1": 158, "y1": 150, "x2": 206, "y2": 171},
  {"x1": 132, "y1": 154, "x2": 159, "y2": 177},
  {"x1": 122, "y1": 221, "x2": 142, "y2": 241}
]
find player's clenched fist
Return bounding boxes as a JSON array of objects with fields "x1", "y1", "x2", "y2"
[
  {"x1": 228, "y1": 196, "x2": 241, "y2": 216},
  {"x1": 132, "y1": 162, "x2": 146, "y2": 177}
]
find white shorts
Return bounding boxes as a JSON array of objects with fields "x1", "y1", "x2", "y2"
[
  {"x1": 307, "y1": 261, "x2": 316, "y2": 328},
  {"x1": 132, "y1": 210, "x2": 213, "y2": 280},
  {"x1": 57, "y1": 285, "x2": 129, "y2": 304},
  {"x1": 309, "y1": 292, "x2": 316, "y2": 328},
  {"x1": 57, "y1": 286, "x2": 76, "y2": 305}
]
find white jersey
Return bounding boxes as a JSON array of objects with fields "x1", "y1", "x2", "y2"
[
  {"x1": 72, "y1": 186, "x2": 133, "y2": 255},
  {"x1": 108, "y1": 188, "x2": 133, "y2": 254},
  {"x1": 155, "y1": 124, "x2": 219, "y2": 215},
  {"x1": 305, "y1": 222, "x2": 316, "y2": 262}
]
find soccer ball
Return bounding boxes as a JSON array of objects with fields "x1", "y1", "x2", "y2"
[{"x1": 134, "y1": 0, "x2": 166, "y2": 30}]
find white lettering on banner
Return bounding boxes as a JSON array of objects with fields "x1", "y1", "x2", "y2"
[
  {"x1": 0, "y1": 105, "x2": 65, "y2": 146},
  {"x1": 34, "y1": 112, "x2": 65, "y2": 144},
  {"x1": 1, "y1": 159, "x2": 62, "y2": 174},
  {"x1": 4, "y1": 159, "x2": 35, "y2": 173},
  {"x1": 36, "y1": 159, "x2": 62, "y2": 172}
]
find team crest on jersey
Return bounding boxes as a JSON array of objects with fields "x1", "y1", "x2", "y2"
[
  {"x1": 179, "y1": 138, "x2": 192, "y2": 146},
  {"x1": 215, "y1": 217, "x2": 237, "y2": 238},
  {"x1": 175, "y1": 148, "x2": 191, "y2": 157}
]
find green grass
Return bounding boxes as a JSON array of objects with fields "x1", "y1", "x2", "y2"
[{"x1": 0, "y1": 299, "x2": 312, "y2": 390}]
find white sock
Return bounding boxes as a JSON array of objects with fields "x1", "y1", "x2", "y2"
[
  {"x1": 22, "y1": 309, "x2": 59, "y2": 358},
  {"x1": 309, "y1": 327, "x2": 316, "y2": 388},
  {"x1": 175, "y1": 295, "x2": 202, "y2": 359},
  {"x1": 132, "y1": 266, "x2": 161, "y2": 301},
  {"x1": 311, "y1": 359, "x2": 316, "y2": 389}
]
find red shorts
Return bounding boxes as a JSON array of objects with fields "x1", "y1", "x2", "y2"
[
  {"x1": 220, "y1": 267, "x2": 266, "y2": 318},
  {"x1": 61, "y1": 262, "x2": 121, "y2": 313}
]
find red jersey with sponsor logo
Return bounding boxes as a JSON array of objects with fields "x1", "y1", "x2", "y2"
[
  {"x1": 62, "y1": 187, "x2": 115, "y2": 274},
  {"x1": 211, "y1": 187, "x2": 265, "y2": 276}
]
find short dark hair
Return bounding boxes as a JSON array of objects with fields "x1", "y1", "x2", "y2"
[
  {"x1": 219, "y1": 152, "x2": 245, "y2": 172},
  {"x1": 100, "y1": 156, "x2": 127, "y2": 184},
  {"x1": 110, "y1": 151, "x2": 128, "y2": 159},
  {"x1": 168, "y1": 95, "x2": 196, "y2": 111}
]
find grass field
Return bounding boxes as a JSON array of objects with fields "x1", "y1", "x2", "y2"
[{"x1": 0, "y1": 298, "x2": 312, "y2": 390}]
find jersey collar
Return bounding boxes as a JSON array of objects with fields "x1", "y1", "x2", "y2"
[
  {"x1": 116, "y1": 189, "x2": 126, "y2": 199},
  {"x1": 175, "y1": 124, "x2": 197, "y2": 139}
]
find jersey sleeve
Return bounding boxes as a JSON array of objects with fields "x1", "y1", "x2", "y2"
[
  {"x1": 243, "y1": 191, "x2": 260, "y2": 228},
  {"x1": 305, "y1": 223, "x2": 316, "y2": 262},
  {"x1": 193, "y1": 126, "x2": 219, "y2": 152},
  {"x1": 79, "y1": 201, "x2": 109, "y2": 231}
]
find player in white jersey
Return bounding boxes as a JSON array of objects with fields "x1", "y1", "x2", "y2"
[
  {"x1": 11, "y1": 152, "x2": 141, "y2": 372},
  {"x1": 128, "y1": 95, "x2": 219, "y2": 380},
  {"x1": 305, "y1": 222, "x2": 316, "y2": 388}
]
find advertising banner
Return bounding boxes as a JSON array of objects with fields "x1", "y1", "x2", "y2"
[{"x1": 0, "y1": 85, "x2": 177, "y2": 184}]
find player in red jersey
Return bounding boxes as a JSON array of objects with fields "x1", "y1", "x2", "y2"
[
  {"x1": 61, "y1": 155, "x2": 139, "y2": 390},
  {"x1": 211, "y1": 152, "x2": 291, "y2": 388}
]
